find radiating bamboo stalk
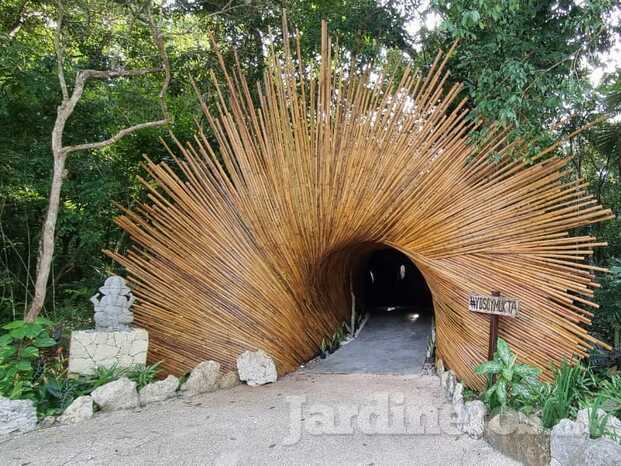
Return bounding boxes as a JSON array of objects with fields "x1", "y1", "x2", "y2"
[{"x1": 107, "y1": 22, "x2": 613, "y2": 389}]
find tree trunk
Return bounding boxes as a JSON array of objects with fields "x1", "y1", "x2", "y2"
[{"x1": 26, "y1": 153, "x2": 66, "y2": 321}]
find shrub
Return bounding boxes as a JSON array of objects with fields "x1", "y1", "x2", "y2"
[
  {"x1": 600, "y1": 374, "x2": 621, "y2": 418},
  {"x1": 540, "y1": 360, "x2": 598, "y2": 428},
  {"x1": 0, "y1": 318, "x2": 58, "y2": 400},
  {"x1": 0, "y1": 317, "x2": 161, "y2": 417},
  {"x1": 475, "y1": 338, "x2": 541, "y2": 412}
]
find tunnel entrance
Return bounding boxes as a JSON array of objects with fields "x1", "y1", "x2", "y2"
[
  {"x1": 307, "y1": 247, "x2": 435, "y2": 375},
  {"x1": 360, "y1": 248, "x2": 433, "y2": 314}
]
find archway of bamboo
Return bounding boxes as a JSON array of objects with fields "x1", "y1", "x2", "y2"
[{"x1": 109, "y1": 23, "x2": 613, "y2": 389}]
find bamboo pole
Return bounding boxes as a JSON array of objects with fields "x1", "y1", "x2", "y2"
[{"x1": 107, "y1": 22, "x2": 612, "y2": 389}]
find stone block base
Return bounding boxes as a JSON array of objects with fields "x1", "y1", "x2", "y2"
[{"x1": 68, "y1": 328, "x2": 148, "y2": 375}]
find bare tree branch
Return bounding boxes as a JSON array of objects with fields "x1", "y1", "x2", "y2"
[
  {"x1": 7, "y1": 0, "x2": 29, "y2": 39},
  {"x1": 63, "y1": 119, "x2": 168, "y2": 155},
  {"x1": 54, "y1": 0, "x2": 69, "y2": 101},
  {"x1": 81, "y1": 67, "x2": 162, "y2": 80},
  {"x1": 146, "y1": 2, "x2": 171, "y2": 122}
]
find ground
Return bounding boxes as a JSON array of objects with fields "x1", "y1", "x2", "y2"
[
  {"x1": 1, "y1": 373, "x2": 517, "y2": 465},
  {"x1": 304, "y1": 308, "x2": 432, "y2": 374},
  {"x1": 1, "y1": 309, "x2": 516, "y2": 465}
]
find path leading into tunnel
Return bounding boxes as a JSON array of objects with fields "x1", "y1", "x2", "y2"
[
  {"x1": 2, "y1": 372, "x2": 517, "y2": 465},
  {"x1": 304, "y1": 307, "x2": 432, "y2": 375}
]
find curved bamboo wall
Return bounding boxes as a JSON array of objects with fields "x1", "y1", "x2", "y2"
[{"x1": 108, "y1": 24, "x2": 613, "y2": 389}]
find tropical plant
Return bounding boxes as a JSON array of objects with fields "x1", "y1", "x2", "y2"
[
  {"x1": 586, "y1": 396, "x2": 616, "y2": 441},
  {"x1": 126, "y1": 361, "x2": 161, "y2": 390},
  {"x1": 0, "y1": 318, "x2": 58, "y2": 399},
  {"x1": 600, "y1": 374, "x2": 621, "y2": 418},
  {"x1": 540, "y1": 360, "x2": 599, "y2": 428},
  {"x1": 474, "y1": 338, "x2": 541, "y2": 411}
]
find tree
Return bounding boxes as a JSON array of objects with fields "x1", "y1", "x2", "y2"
[
  {"x1": 25, "y1": 0, "x2": 171, "y2": 321},
  {"x1": 426, "y1": 0, "x2": 618, "y2": 153}
]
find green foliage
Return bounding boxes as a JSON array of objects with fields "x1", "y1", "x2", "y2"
[
  {"x1": 0, "y1": 0, "x2": 416, "y2": 326},
  {"x1": 0, "y1": 316, "x2": 160, "y2": 416},
  {"x1": 126, "y1": 361, "x2": 161, "y2": 390},
  {"x1": 600, "y1": 374, "x2": 621, "y2": 418},
  {"x1": 539, "y1": 360, "x2": 603, "y2": 428},
  {"x1": 586, "y1": 396, "x2": 615, "y2": 440},
  {"x1": 593, "y1": 260, "x2": 621, "y2": 352},
  {"x1": 475, "y1": 338, "x2": 541, "y2": 411},
  {"x1": 428, "y1": 0, "x2": 617, "y2": 154},
  {"x1": 473, "y1": 340, "x2": 621, "y2": 431},
  {"x1": 0, "y1": 318, "x2": 58, "y2": 400},
  {"x1": 35, "y1": 361, "x2": 161, "y2": 417}
]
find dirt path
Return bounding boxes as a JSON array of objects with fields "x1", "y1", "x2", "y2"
[
  {"x1": 1, "y1": 373, "x2": 517, "y2": 466},
  {"x1": 304, "y1": 309, "x2": 432, "y2": 374}
]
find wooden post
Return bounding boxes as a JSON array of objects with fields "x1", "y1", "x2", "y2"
[
  {"x1": 487, "y1": 291, "x2": 501, "y2": 386},
  {"x1": 487, "y1": 290, "x2": 502, "y2": 361}
]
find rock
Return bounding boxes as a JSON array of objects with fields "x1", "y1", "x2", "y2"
[
  {"x1": 452, "y1": 382, "x2": 463, "y2": 406},
  {"x1": 550, "y1": 419, "x2": 588, "y2": 466},
  {"x1": 91, "y1": 377, "x2": 139, "y2": 411},
  {"x1": 139, "y1": 375, "x2": 179, "y2": 405},
  {"x1": 446, "y1": 371, "x2": 456, "y2": 400},
  {"x1": 452, "y1": 382, "x2": 465, "y2": 423},
  {"x1": 436, "y1": 358, "x2": 445, "y2": 374},
  {"x1": 461, "y1": 400, "x2": 486, "y2": 439},
  {"x1": 236, "y1": 350, "x2": 277, "y2": 386},
  {"x1": 576, "y1": 407, "x2": 621, "y2": 442},
  {"x1": 440, "y1": 370, "x2": 450, "y2": 391},
  {"x1": 39, "y1": 416, "x2": 57, "y2": 428},
  {"x1": 485, "y1": 409, "x2": 550, "y2": 466},
  {"x1": 583, "y1": 437, "x2": 621, "y2": 466},
  {"x1": 68, "y1": 328, "x2": 148, "y2": 376},
  {"x1": 218, "y1": 371, "x2": 241, "y2": 390},
  {"x1": 181, "y1": 361, "x2": 221, "y2": 396},
  {"x1": 58, "y1": 395, "x2": 94, "y2": 424},
  {"x1": 0, "y1": 397, "x2": 37, "y2": 435}
]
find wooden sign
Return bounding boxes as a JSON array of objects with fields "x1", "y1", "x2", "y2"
[{"x1": 469, "y1": 294, "x2": 519, "y2": 318}]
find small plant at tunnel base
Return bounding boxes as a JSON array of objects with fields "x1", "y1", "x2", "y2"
[
  {"x1": 475, "y1": 338, "x2": 541, "y2": 412},
  {"x1": 319, "y1": 339, "x2": 328, "y2": 359}
]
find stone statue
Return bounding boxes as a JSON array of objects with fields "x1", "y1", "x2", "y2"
[{"x1": 90, "y1": 275, "x2": 135, "y2": 331}]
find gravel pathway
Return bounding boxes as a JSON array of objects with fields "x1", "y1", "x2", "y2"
[{"x1": 1, "y1": 373, "x2": 518, "y2": 466}]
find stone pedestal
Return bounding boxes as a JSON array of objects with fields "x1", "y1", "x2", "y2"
[{"x1": 68, "y1": 328, "x2": 148, "y2": 375}]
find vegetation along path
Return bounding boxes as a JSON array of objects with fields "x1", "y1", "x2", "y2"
[{"x1": 1, "y1": 373, "x2": 517, "y2": 465}]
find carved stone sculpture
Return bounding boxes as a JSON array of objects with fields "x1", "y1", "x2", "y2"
[
  {"x1": 90, "y1": 275, "x2": 135, "y2": 331},
  {"x1": 68, "y1": 275, "x2": 147, "y2": 375}
]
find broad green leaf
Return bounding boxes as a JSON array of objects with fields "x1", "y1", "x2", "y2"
[
  {"x1": 502, "y1": 367, "x2": 513, "y2": 381},
  {"x1": 475, "y1": 360, "x2": 502, "y2": 375},
  {"x1": 496, "y1": 338, "x2": 512, "y2": 366},
  {"x1": 484, "y1": 385, "x2": 496, "y2": 403},
  {"x1": 20, "y1": 346, "x2": 39, "y2": 359},
  {"x1": 0, "y1": 334, "x2": 13, "y2": 346},
  {"x1": 15, "y1": 360, "x2": 32, "y2": 372},
  {"x1": 496, "y1": 379, "x2": 508, "y2": 406},
  {"x1": 45, "y1": 379, "x2": 61, "y2": 398},
  {"x1": 2, "y1": 320, "x2": 25, "y2": 330},
  {"x1": 35, "y1": 336, "x2": 57, "y2": 348},
  {"x1": 514, "y1": 364, "x2": 540, "y2": 379},
  {"x1": 0, "y1": 347, "x2": 16, "y2": 358},
  {"x1": 9, "y1": 326, "x2": 28, "y2": 339},
  {"x1": 511, "y1": 382, "x2": 531, "y2": 399},
  {"x1": 23, "y1": 323, "x2": 43, "y2": 339}
]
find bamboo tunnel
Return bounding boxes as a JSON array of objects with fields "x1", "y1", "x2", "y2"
[{"x1": 108, "y1": 22, "x2": 613, "y2": 389}]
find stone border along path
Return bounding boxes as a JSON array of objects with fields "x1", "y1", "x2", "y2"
[{"x1": 1, "y1": 372, "x2": 517, "y2": 466}]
